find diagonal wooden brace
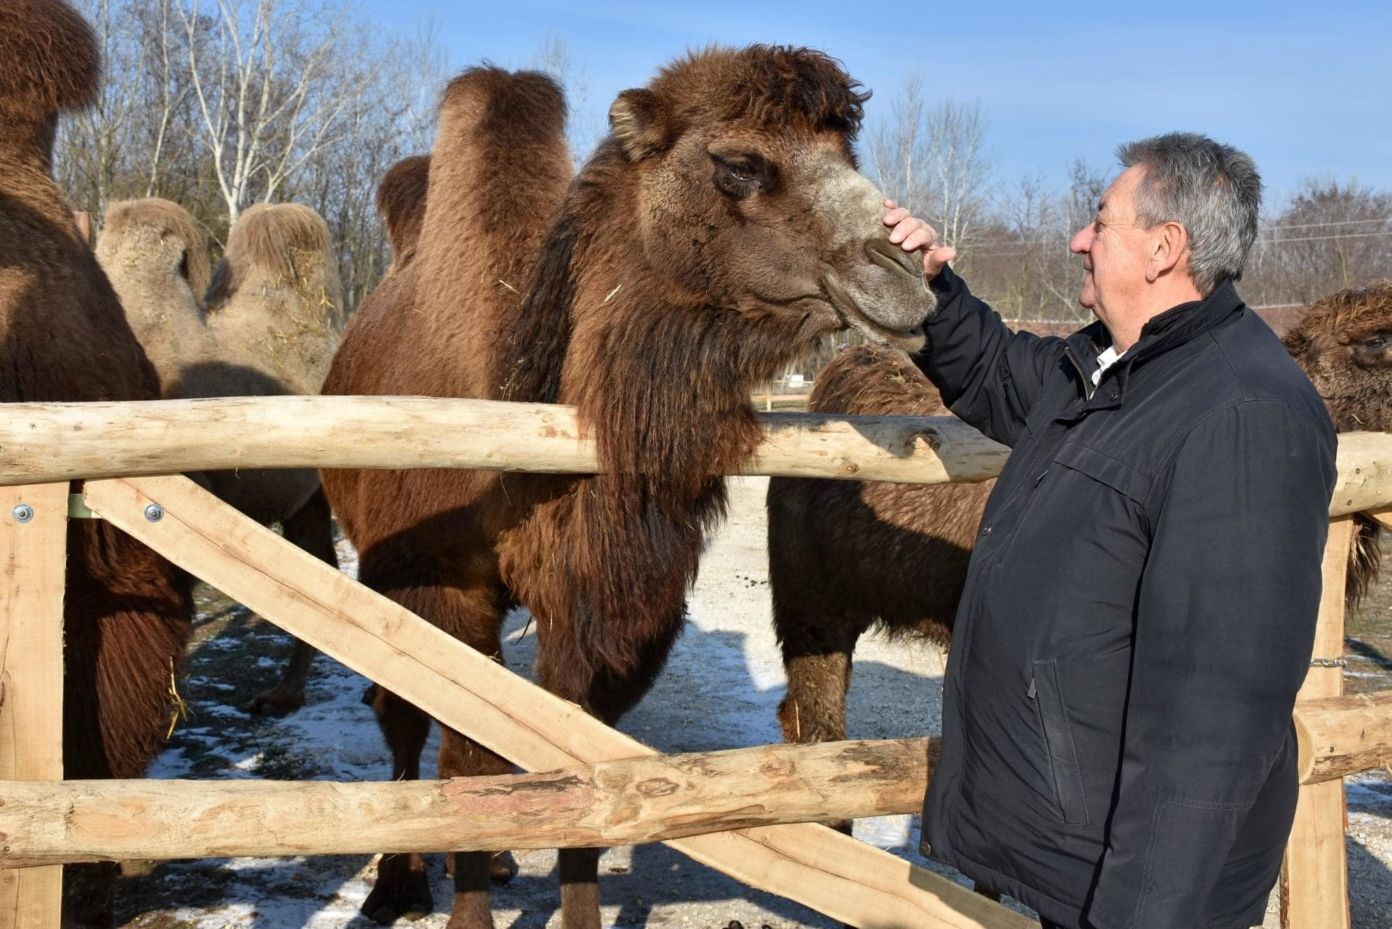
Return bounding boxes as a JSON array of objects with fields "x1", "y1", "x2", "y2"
[{"x1": 82, "y1": 474, "x2": 1032, "y2": 929}]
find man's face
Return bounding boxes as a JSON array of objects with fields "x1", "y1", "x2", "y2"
[{"x1": 1069, "y1": 165, "x2": 1151, "y2": 332}]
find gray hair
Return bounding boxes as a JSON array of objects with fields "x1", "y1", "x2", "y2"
[{"x1": 1116, "y1": 132, "x2": 1262, "y2": 295}]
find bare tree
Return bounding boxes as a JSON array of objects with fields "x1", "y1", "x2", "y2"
[
  {"x1": 1246, "y1": 179, "x2": 1392, "y2": 306},
  {"x1": 866, "y1": 79, "x2": 995, "y2": 255},
  {"x1": 179, "y1": 0, "x2": 351, "y2": 228},
  {"x1": 867, "y1": 74, "x2": 930, "y2": 211},
  {"x1": 532, "y1": 34, "x2": 599, "y2": 166}
]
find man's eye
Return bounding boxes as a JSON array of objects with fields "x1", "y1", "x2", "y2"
[{"x1": 1093, "y1": 219, "x2": 1104, "y2": 234}]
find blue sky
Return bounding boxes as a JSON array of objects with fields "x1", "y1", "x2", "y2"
[{"x1": 357, "y1": 0, "x2": 1392, "y2": 207}]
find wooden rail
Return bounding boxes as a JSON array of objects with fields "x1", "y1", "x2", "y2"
[{"x1": 2, "y1": 686, "x2": 1390, "y2": 870}]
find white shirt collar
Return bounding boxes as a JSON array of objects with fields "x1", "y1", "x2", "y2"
[{"x1": 1091, "y1": 345, "x2": 1125, "y2": 387}]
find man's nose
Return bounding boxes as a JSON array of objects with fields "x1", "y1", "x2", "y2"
[{"x1": 1069, "y1": 224, "x2": 1092, "y2": 255}]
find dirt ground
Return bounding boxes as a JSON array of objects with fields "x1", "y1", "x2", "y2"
[{"x1": 113, "y1": 477, "x2": 1392, "y2": 929}]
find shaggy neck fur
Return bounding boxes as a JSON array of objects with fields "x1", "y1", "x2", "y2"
[{"x1": 499, "y1": 142, "x2": 824, "y2": 675}]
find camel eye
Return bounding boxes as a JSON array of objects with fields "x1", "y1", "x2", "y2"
[
  {"x1": 710, "y1": 151, "x2": 773, "y2": 198},
  {"x1": 1360, "y1": 333, "x2": 1391, "y2": 350}
]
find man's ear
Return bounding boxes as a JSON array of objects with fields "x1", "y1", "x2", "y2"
[
  {"x1": 1147, "y1": 220, "x2": 1189, "y2": 282},
  {"x1": 609, "y1": 88, "x2": 671, "y2": 162}
]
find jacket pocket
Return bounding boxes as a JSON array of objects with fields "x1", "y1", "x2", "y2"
[
  {"x1": 1029, "y1": 658, "x2": 1091, "y2": 825},
  {"x1": 1052, "y1": 442, "x2": 1152, "y2": 504}
]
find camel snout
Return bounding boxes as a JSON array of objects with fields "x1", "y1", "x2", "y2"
[{"x1": 864, "y1": 236, "x2": 924, "y2": 281}]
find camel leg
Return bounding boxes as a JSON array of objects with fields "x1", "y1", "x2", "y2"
[
  {"x1": 358, "y1": 562, "x2": 456, "y2": 925},
  {"x1": 536, "y1": 606, "x2": 685, "y2": 929},
  {"x1": 249, "y1": 486, "x2": 338, "y2": 715},
  {"x1": 434, "y1": 584, "x2": 514, "y2": 929},
  {"x1": 775, "y1": 604, "x2": 865, "y2": 835},
  {"x1": 361, "y1": 684, "x2": 434, "y2": 924}
]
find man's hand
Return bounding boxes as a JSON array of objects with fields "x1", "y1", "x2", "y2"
[{"x1": 884, "y1": 200, "x2": 957, "y2": 280}]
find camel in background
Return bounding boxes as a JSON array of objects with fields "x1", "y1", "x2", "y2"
[{"x1": 97, "y1": 198, "x2": 342, "y2": 714}]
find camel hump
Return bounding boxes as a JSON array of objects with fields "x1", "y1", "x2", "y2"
[
  {"x1": 376, "y1": 155, "x2": 430, "y2": 265},
  {"x1": 440, "y1": 66, "x2": 567, "y2": 143},
  {"x1": 0, "y1": 0, "x2": 100, "y2": 123},
  {"x1": 809, "y1": 344, "x2": 948, "y2": 417},
  {"x1": 207, "y1": 203, "x2": 334, "y2": 306},
  {"x1": 100, "y1": 198, "x2": 211, "y2": 298}
]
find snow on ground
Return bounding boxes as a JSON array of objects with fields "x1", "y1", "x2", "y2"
[{"x1": 116, "y1": 477, "x2": 1392, "y2": 928}]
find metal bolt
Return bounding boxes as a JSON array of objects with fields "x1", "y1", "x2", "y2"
[
  {"x1": 11, "y1": 504, "x2": 33, "y2": 524},
  {"x1": 144, "y1": 503, "x2": 164, "y2": 522}
]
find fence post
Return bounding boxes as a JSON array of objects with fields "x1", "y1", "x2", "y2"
[
  {"x1": 1282, "y1": 515, "x2": 1355, "y2": 929},
  {"x1": 0, "y1": 484, "x2": 69, "y2": 929}
]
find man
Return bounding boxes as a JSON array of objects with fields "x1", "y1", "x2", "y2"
[{"x1": 885, "y1": 133, "x2": 1337, "y2": 929}]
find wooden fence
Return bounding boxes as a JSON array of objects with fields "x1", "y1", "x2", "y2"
[{"x1": 2, "y1": 397, "x2": 1392, "y2": 929}]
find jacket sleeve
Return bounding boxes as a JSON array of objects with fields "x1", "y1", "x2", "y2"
[
  {"x1": 913, "y1": 265, "x2": 1069, "y2": 448},
  {"x1": 1085, "y1": 400, "x2": 1337, "y2": 929}
]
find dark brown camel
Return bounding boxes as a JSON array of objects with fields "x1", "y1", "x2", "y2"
[
  {"x1": 0, "y1": 1, "x2": 192, "y2": 924},
  {"x1": 322, "y1": 52, "x2": 931, "y2": 929},
  {"x1": 767, "y1": 343, "x2": 986, "y2": 754},
  {"x1": 768, "y1": 286, "x2": 1392, "y2": 771},
  {"x1": 96, "y1": 199, "x2": 342, "y2": 714}
]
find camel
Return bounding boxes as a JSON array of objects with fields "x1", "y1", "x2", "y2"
[
  {"x1": 0, "y1": 2, "x2": 193, "y2": 924},
  {"x1": 377, "y1": 153, "x2": 430, "y2": 272},
  {"x1": 96, "y1": 198, "x2": 343, "y2": 714},
  {"x1": 321, "y1": 52, "x2": 931, "y2": 929},
  {"x1": 768, "y1": 285, "x2": 1392, "y2": 774},
  {"x1": 767, "y1": 343, "x2": 985, "y2": 755}
]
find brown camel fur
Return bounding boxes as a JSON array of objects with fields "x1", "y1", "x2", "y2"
[
  {"x1": 0, "y1": 2, "x2": 193, "y2": 924},
  {"x1": 377, "y1": 154, "x2": 430, "y2": 272},
  {"x1": 769, "y1": 291, "x2": 1392, "y2": 770},
  {"x1": 767, "y1": 343, "x2": 986, "y2": 754},
  {"x1": 1284, "y1": 279, "x2": 1392, "y2": 604},
  {"x1": 97, "y1": 198, "x2": 343, "y2": 714},
  {"x1": 322, "y1": 51, "x2": 932, "y2": 929}
]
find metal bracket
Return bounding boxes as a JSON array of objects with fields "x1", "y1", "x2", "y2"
[{"x1": 68, "y1": 494, "x2": 96, "y2": 519}]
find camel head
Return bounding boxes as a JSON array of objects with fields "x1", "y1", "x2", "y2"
[
  {"x1": 1284, "y1": 280, "x2": 1392, "y2": 433},
  {"x1": 606, "y1": 45, "x2": 930, "y2": 350},
  {"x1": 97, "y1": 199, "x2": 212, "y2": 306}
]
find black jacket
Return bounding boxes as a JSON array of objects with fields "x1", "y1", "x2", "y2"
[{"x1": 915, "y1": 268, "x2": 1337, "y2": 929}]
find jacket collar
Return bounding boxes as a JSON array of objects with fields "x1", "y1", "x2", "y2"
[{"x1": 1062, "y1": 280, "x2": 1247, "y2": 407}]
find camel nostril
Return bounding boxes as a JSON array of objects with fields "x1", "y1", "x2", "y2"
[{"x1": 864, "y1": 237, "x2": 922, "y2": 279}]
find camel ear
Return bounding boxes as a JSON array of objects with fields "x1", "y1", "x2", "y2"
[{"x1": 609, "y1": 89, "x2": 670, "y2": 161}]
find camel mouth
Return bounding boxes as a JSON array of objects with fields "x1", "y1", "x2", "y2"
[
  {"x1": 864, "y1": 237, "x2": 925, "y2": 279},
  {"x1": 821, "y1": 270, "x2": 927, "y2": 353}
]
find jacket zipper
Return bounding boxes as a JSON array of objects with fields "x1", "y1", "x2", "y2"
[{"x1": 1064, "y1": 346, "x2": 1094, "y2": 400}]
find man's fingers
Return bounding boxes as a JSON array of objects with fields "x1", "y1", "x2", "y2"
[
  {"x1": 901, "y1": 226, "x2": 938, "y2": 253},
  {"x1": 924, "y1": 245, "x2": 957, "y2": 278},
  {"x1": 883, "y1": 206, "x2": 912, "y2": 229},
  {"x1": 887, "y1": 217, "x2": 923, "y2": 245}
]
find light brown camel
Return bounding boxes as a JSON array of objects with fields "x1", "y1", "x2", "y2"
[
  {"x1": 96, "y1": 198, "x2": 342, "y2": 714},
  {"x1": 322, "y1": 53, "x2": 932, "y2": 929},
  {"x1": 0, "y1": 2, "x2": 193, "y2": 924},
  {"x1": 768, "y1": 287, "x2": 1392, "y2": 777}
]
